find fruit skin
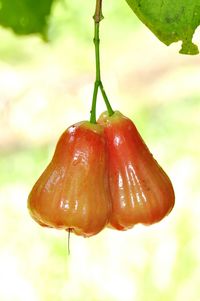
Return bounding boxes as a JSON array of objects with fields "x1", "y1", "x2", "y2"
[
  {"x1": 28, "y1": 121, "x2": 111, "y2": 237},
  {"x1": 98, "y1": 111, "x2": 175, "y2": 230}
]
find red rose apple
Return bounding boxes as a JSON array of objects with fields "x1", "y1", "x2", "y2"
[
  {"x1": 98, "y1": 111, "x2": 175, "y2": 230},
  {"x1": 28, "y1": 121, "x2": 111, "y2": 237}
]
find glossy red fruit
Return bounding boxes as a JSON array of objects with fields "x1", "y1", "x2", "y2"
[
  {"x1": 98, "y1": 111, "x2": 175, "y2": 230},
  {"x1": 28, "y1": 121, "x2": 111, "y2": 237}
]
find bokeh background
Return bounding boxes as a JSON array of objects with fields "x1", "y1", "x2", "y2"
[{"x1": 0, "y1": 1, "x2": 200, "y2": 300}]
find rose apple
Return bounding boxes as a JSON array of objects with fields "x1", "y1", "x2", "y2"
[
  {"x1": 28, "y1": 121, "x2": 111, "y2": 237},
  {"x1": 98, "y1": 111, "x2": 175, "y2": 230}
]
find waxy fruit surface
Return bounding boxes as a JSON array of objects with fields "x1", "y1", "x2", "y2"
[
  {"x1": 28, "y1": 121, "x2": 111, "y2": 237},
  {"x1": 98, "y1": 111, "x2": 175, "y2": 231}
]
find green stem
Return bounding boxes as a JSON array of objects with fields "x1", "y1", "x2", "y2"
[
  {"x1": 90, "y1": 80, "x2": 99, "y2": 124},
  {"x1": 99, "y1": 82, "x2": 114, "y2": 116},
  {"x1": 90, "y1": 0, "x2": 114, "y2": 123}
]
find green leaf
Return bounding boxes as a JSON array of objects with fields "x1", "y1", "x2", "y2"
[
  {"x1": 0, "y1": 0, "x2": 54, "y2": 38},
  {"x1": 125, "y1": 0, "x2": 200, "y2": 55}
]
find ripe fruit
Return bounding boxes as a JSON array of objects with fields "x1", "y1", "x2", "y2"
[
  {"x1": 28, "y1": 121, "x2": 111, "y2": 237},
  {"x1": 98, "y1": 111, "x2": 175, "y2": 230}
]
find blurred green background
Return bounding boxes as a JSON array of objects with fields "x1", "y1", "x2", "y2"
[{"x1": 0, "y1": 1, "x2": 200, "y2": 301}]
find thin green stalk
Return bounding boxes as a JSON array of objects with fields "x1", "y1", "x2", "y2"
[
  {"x1": 99, "y1": 82, "x2": 114, "y2": 116},
  {"x1": 90, "y1": 80, "x2": 99, "y2": 124},
  {"x1": 90, "y1": 0, "x2": 114, "y2": 123},
  {"x1": 95, "y1": 23, "x2": 101, "y2": 82}
]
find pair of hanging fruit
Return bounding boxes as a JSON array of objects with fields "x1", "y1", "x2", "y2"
[
  {"x1": 28, "y1": 111, "x2": 175, "y2": 237},
  {"x1": 28, "y1": 0, "x2": 175, "y2": 238}
]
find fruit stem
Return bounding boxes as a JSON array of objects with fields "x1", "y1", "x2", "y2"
[
  {"x1": 93, "y1": 0, "x2": 104, "y2": 23},
  {"x1": 99, "y1": 82, "x2": 114, "y2": 116},
  {"x1": 90, "y1": 0, "x2": 114, "y2": 123}
]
